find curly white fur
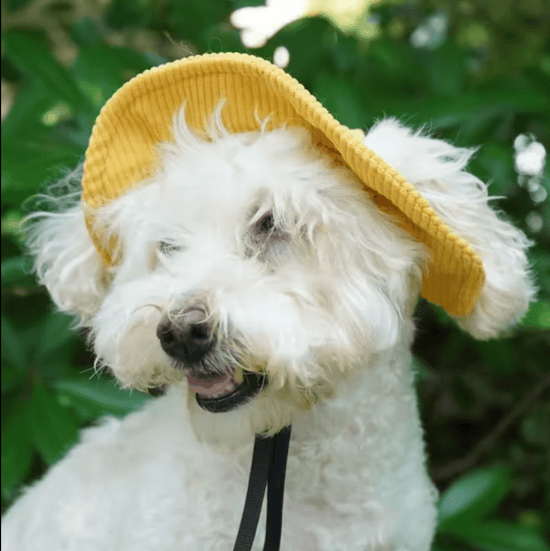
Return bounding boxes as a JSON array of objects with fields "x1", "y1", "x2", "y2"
[
  {"x1": 2, "y1": 112, "x2": 534, "y2": 551},
  {"x1": 364, "y1": 119, "x2": 535, "y2": 338}
]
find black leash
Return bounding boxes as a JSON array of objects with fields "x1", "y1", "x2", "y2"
[{"x1": 233, "y1": 426, "x2": 292, "y2": 551}]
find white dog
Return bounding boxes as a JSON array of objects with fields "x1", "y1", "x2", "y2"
[{"x1": 2, "y1": 102, "x2": 534, "y2": 550}]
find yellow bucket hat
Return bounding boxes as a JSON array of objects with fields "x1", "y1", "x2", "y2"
[{"x1": 82, "y1": 52, "x2": 484, "y2": 317}]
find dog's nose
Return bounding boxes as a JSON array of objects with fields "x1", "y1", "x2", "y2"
[{"x1": 156, "y1": 306, "x2": 215, "y2": 364}]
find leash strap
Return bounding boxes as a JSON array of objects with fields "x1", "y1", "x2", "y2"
[
  {"x1": 263, "y1": 426, "x2": 291, "y2": 551},
  {"x1": 233, "y1": 426, "x2": 292, "y2": 551}
]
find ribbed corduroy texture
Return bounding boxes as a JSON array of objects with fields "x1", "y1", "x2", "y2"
[{"x1": 82, "y1": 52, "x2": 485, "y2": 317}]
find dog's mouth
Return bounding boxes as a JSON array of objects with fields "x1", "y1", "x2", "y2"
[{"x1": 187, "y1": 367, "x2": 267, "y2": 413}]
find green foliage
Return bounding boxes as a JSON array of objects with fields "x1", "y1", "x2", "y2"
[
  {"x1": 521, "y1": 301, "x2": 550, "y2": 329},
  {"x1": 438, "y1": 466, "x2": 512, "y2": 526},
  {"x1": 1, "y1": 0, "x2": 549, "y2": 547},
  {"x1": 436, "y1": 466, "x2": 549, "y2": 550},
  {"x1": 3, "y1": 32, "x2": 95, "y2": 117}
]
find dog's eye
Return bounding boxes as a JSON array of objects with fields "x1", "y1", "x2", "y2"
[
  {"x1": 256, "y1": 213, "x2": 275, "y2": 235},
  {"x1": 245, "y1": 210, "x2": 290, "y2": 261},
  {"x1": 158, "y1": 241, "x2": 184, "y2": 256}
]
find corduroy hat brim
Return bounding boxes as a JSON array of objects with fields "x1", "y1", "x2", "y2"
[{"x1": 82, "y1": 52, "x2": 484, "y2": 317}]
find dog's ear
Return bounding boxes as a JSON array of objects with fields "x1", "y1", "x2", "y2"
[
  {"x1": 364, "y1": 119, "x2": 536, "y2": 340},
  {"x1": 26, "y1": 179, "x2": 108, "y2": 324}
]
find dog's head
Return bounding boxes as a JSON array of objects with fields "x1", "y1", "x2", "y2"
[
  {"x1": 26, "y1": 56, "x2": 535, "y2": 436},
  {"x1": 27, "y1": 108, "x2": 535, "y2": 434},
  {"x1": 29, "y1": 109, "x2": 429, "y2": 427}
]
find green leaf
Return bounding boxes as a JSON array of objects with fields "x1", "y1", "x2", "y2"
[
  {"x1": 1, "y1": 80, "x2": 55, "y2": 140},
  {"x1": 70, "y1": 18, "x2": 104, "y2": 47},
  {"x1": 472, "y1": 142, "x2": 516, "y2": 196},
  {"x1": 2, "y1": 31, "x2": 94, "y2": 116},
  {"x1": 27, "y1": 382, "x2": 80, "y2": 465},
  {"x1": 1, "y1": 209, "x2": 25, "y2": 243},
  {"x1": 522, "y1": 402, "x2": 550, "y2": 447},
  {"x1": 35, "y1": 345, "x2": 76, "y2": 381},
  {"x1": 232, "y1": 0, "x2": 265, "y2": 7},
  {"x1": 368, "y1": 41, "x2": 423, "y2": 84},
  {"x1": 1, "y1": 255, "x2": 33, "y2": 287},
  {"x1": 314, "y1": 72, "x2": 368, "y2": 128},
  {"x1": 438, "y1": 466, "x2": 511, "y2": 528},
  {"x1": 166, "y1": 0, "x2": 233, "y2": 48},
  {"x1": 1, "y1": 140, "x2": 83, "y2": 204},
  {"x1": 521, "y1": 300, "x2": 550, "y2": 329},
  {"x1": 530, "y1": 249, "x2": 550, "y2": 293},
  {"x1": 447, "y1": 520, "x2": 549, "y2": 551},
  {"x1": 33, "y1": 312, "x2": 75, "y2": 362},
  {"x1": 426, "y1": 42, "x2": 466, "y2": 97},
  {"x1": 5, "y1": 0, "x2": 36, "y2": 11},
  {"x1": 72, "y1": 45, "x2": 156, "y2": 113},
  {"x1": 413, "y1": 87, "x2": 549, "y2": 129},
  {"x1": 1, "y1": 402, "x2": 33, "y2": 499},
  {"x1": 1, "y1": 315, "x2": 28, "y2": 369},
  {"x1": 474, "y1": 340, "x2": 516, "y2": 375},
  {"x1": 1, "y1": 364, "x2": 25, "y2": 394},
  {"x1": 277, "y1": 18, "x2": 336, "y2": 84},
  {"x1": 202, "y1": 22, "x2": 247, "y2": 54},
  {"x1": 53, "y1": 378, "x2": 152, "y2": 417},
  {"x1": 105, "y1": 0, "x2": 156, "y2": 30}
]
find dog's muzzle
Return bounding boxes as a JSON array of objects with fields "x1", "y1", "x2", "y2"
[{"x1": 156, "y1": 305, "x2": 267, "y2": 412}]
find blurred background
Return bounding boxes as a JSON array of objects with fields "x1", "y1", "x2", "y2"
[{"x1": 1, "y1": 0, "x2": 549, "y2": 548}]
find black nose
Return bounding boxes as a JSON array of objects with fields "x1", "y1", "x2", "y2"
[{"x1": 156, "y1": 306, "x2": 215, "y2": 364}]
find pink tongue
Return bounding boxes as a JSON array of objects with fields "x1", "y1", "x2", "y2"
[{"x1": 186, "y1": 372, "x2": 232, "y2": 397}]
